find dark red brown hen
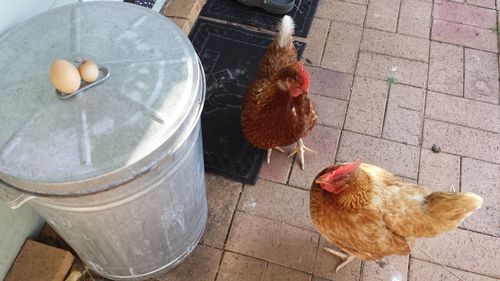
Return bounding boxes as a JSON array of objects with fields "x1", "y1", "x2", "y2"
[{"x1": 241, "y1": 15, "x2": 317, "y2": 169}]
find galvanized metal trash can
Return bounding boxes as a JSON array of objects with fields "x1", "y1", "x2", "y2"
[{"x1": 0, "y1": 2, "x2": 207, "y2": 280}]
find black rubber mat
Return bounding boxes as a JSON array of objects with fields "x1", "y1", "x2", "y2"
[
  {"x1": 200, "y1": 0, "x2": 319, "y2": 38},
  {"x1": 190, "y1": 19, "x2": 305, "y2": 184},
  {"x1": 123, "y1": 0, "x2": 156, "y2": 9}
]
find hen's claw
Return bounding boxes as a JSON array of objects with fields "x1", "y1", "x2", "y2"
[
  {"x1": 376, "y1": 258, "x2": 389, "y2": 268},
  {"x1": 324, "y1": 247, "x2": 355, "y2": 273},
  {"x1": 288, "y1": 139, "x2": 314, "y2": 170},
  {"x1": 266, "y1": 147, "x2": 285, "y2": 164}
]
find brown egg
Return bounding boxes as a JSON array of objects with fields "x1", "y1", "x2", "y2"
[
  {"x1": 50, "y1": 60, "x2": 81, "y2": 94},
  {"x1": 79, "y1": 60, "x2": 99, "y2": 83}
]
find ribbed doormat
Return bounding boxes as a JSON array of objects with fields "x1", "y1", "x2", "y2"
[
  {"x1": 200, "y1": 0, "x2": 319, "y2": 38},
  {"x1": 123, "y1": 0, "x2": 156, "y2": 9},
  {"x1": 190, "y1": 19, "x2": 305, "y2": 184}
]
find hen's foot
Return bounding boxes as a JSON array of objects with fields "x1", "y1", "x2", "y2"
[
  {"x1": 288, "y1": 139, "x2": 314, "y2": 170},
  {"x1": 266, "y1": 147, "x2": 285, "y2": 164},
  {"x1": 324, "y1": 247, "x2": 355, "y2": 273},
  {"x1": 376, "y1": 258, "x2": 389, "y2": 268}
]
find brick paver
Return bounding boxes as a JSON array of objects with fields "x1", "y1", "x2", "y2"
[
  {"x1": 345, "y1": 76, "x2": 389, "y2": 136},
  {"x1": 464, "y1": 48, "x2": 500, "y2": 104},
  {"x1": 461, "y1": 158, "x2": 500, "y2": 237},
  {"x1": 226, "y1": 212, "x2": 319, "y2": 273},
  {"x1": 316, "y1": 0, "x2": 367, "y2": 26},
  {"x1": 423, "y1": 119, "x2": 500, "y2": 164},
  {"x1": 302, "y1": 18, "x2": 330, "y2": 67},
  {"x1": 237, "y1": 180, "x2": 315, "y2": 230},
  {"x1": 313, "y1": 239, "x2": 362, "y2": 281},
  {"x1": 157, "y1": 245, "x2": 222, "y2": 281},
  {"x1": 322, "y1": 21, "x2": 363, "y2": 73},
  {"x1": 263, "y1": 263, "x2": 312, "y2": 281},
  {"x1": 467, "y1": 0, "x2": 496, "y2": 9},
  {"x1": 311, "y1": 94, "x2": 347, "y2": 129},
  {"x1": 365, "y1": 0, "x2": 401, "y2": 32},
  {"x1": 216, "y1": 252, "x2": 266, "y2": 281},
  {"x1": 413, "y1": 229, "x2": 500, "y2": 277},
  {"x1": 308, "y1": 66, "x2": 353, "y2": 100},
  {"x1": 418, "y1": 149, "x2": 461, "y2": 191},
  {"x1": 337, "y1": 131, "x2": 420, "y2": 179},
  {"x1": 201, "y1": 175, "x2": 242, "y2": 249},
  {"x1": 382, "y1": 84, "x2": 425, "y2": 145},
  {"x1": 344, "y1": 0, "x2": 368, "y2": 6},
  {"x1": 428, "y1": 41, "x2": 464, "y2": 96},
  {"x1": 398, "y1": 0, "x2": 432, "y2": 39},
  {"x1": 154, "y1": 1, "x2": 500, "y2": 280},
  {"x1": 312, "y1": 277, "x2": 330, "y2": 281},
  {"x1": 409, "y1": 259, "x2": 499, "y2": 281},
  {"x1": 356, "y1": 52, "x2": 428, "y2": 87},
  {"x1": 432, "y1": 19, "x2": 498, "y2": 53},
  {"x1": 426, "y1": 91, "x2": 500, "y2": 133},
  {"x1": 5, "y1": 240, "x2": 74, "y2": 281},
  {"x1": 433, "y1": 2, "x2": 497, "y2": 29},
  {"x1": 258, "y1": 148, "x2": 293, "y2": 184},
  {"x1": 361, "y1": 29, "x2": 430, "y2": 62},
  {"x1": 170, "y1": 18, "x2": 191, "y2": 35},
  {"x1": 361, "y1": 255, "x2": 409, "y2": 281},
  {"x1": 163, "y1": 0, "x2": 202, "y2": 27}
]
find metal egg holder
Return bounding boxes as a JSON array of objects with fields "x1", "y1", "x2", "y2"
[{"x1": 55, "y1": 66, "x2": 110, "y2": 100}]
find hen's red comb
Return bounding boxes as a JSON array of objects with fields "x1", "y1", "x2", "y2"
[
  {"x1": 333, "y1": 159, "x2": 361, "y2": 177},
  {"x1": 297, "y1": 62, "x2": 309, "y2": 91},
  {"x1": 315, "y1": 159, "x2": 361, "y2": 186}
]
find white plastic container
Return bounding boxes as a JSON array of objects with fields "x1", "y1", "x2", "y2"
[{"x1": 0, "y1": 2, "x2": 207, "y2": 280}]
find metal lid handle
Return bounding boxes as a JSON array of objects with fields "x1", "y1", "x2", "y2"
[
  {"x1": 0, "y1": 181, "x2": 37, "y2": 209},
  {"x1": 5, "y1": 194, "x2": 36, "y2": 209}
]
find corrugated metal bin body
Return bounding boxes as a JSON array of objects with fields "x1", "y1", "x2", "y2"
[
  {"x1": 0, "y1": 2, "x2": 207, "y2": 280},
  {"x1": 31, "y1": 123, "x2": 207, "y2": 280}
]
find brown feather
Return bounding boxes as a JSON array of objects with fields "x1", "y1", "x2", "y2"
[
  {"x1": 257, "y1": 40, "x2": 297, "y2": 78},
  {"x1": 242, "y1": 80, "x2": 316, "y2": 148},
  {"x1": 241, "y1": 29, "x2": 316, "y2": 149},
  {"x1": 310, "y1": 162, "x2": 483, "y2": 261}
]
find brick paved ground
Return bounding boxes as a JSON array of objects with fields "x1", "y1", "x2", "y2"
[{"x1": 158, "y1": 0, "x2": 500, "y2": 280}]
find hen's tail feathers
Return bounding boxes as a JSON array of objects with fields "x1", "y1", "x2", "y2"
[
  {"x1": 277, "y1": 15, "x2": 295, "y2": 48},
  {"x1": 425, "y1": 192, "x2": 483, "y2": 228}
]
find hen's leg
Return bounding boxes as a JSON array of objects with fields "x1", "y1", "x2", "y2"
[
  {"x1": 288, "y1": 138, "x2": 314, "y2": 170},
  {"x1": 324, "y1": 248, "x2": 355, "y2": 273},
  {"x1": 266, "y1": 147, "x2": 285, "y2": 164},
  {"x1": 335, "y1": 256, "x2": 355, "y2": 272},
  {"x1": 324, "y1": 247, "x2": 348, "y2": 258}
]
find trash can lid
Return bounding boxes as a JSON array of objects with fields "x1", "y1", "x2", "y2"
[{"x1": 0, "y1": 2, "x2": 203, "y2": 196}]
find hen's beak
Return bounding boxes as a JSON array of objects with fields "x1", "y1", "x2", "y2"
[
  {"x1": 315, "y1": 173, "x2": 334, "y2": 184},
  {"x1": 315, "y1": 178, "x2": 326, "y2": 184}
]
